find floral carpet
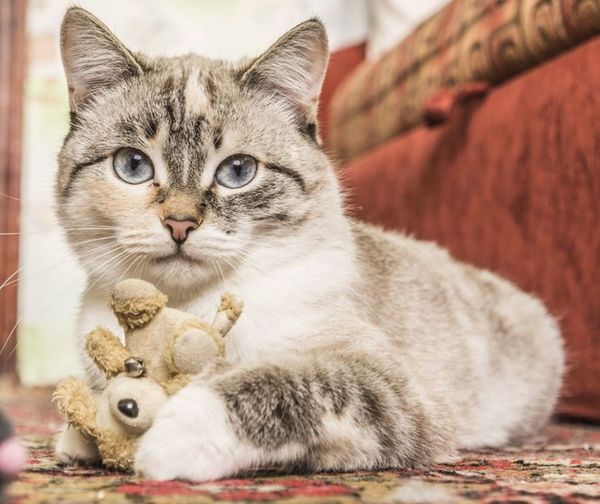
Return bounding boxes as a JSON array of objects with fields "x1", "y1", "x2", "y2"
[{"x1": 2, "y1": 384, "x2": 600, "y2": 503}]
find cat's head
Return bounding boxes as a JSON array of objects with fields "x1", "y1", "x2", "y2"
[{"x1": 56, "y1": 8, "x2": 342, "y2": 296}]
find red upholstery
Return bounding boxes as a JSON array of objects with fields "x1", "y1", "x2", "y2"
[
  {"x1": 341, "y1": 37, "x2": 600, "y2": 421},
  {"x1": 318, "y1": 43, "x2": 366, "y2": 150},
  {"x1": 328, "y1": 0, "x2": 600, "y2": 162}
]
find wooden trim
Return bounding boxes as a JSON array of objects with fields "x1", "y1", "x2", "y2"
[{"x1": 0, "y1": 0, "x2": 26, "y2": 376}]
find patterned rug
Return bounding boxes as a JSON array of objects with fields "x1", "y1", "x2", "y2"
[{"x1": 2, "y1": 385, "x2": 600, "y2": 503}]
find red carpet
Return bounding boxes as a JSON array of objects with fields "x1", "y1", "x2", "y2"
[{"x1": 3, "y1": 384, "x2": 600, "y2": 503}]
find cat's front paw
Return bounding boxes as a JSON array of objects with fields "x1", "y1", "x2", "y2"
[
  {"x1": 134, "y1": 383, "x2": 255, "y2": 481},
  {"x1": 55, "y1": 424, "x2": 99, "y2": 465}
]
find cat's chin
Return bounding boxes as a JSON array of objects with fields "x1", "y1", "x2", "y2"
[
  {"x1": 154, "y1": 251, "x2": 205, "y2": 267},
  {"x1": 143, "y1": 252, "x2": 223, "y2": 296}
]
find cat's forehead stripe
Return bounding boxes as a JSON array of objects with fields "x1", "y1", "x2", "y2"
[
  {"x1": 184, "y1": 69, "x2": 209, "y2": 116},
  {"x1": 155, "y1": 70, "x2": 211, "y2": 187}
]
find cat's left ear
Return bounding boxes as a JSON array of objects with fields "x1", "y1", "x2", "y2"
[
  {"x1": 241, "y1": 19, "x2": 329, "y2": 119},
  {"x1": 60, "y1": 7, "x2": 144, "y2": 111}
]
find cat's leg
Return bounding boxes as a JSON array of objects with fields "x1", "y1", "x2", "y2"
[
  {"x1": 55, "y1": 425, "x2": 99, "y2": 465},
  {"x1": 134, "y1": 351, "x2": 455, "y2": 481}
]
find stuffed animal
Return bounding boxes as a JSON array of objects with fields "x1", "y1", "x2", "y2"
[{"x1": 53, "y1": 279, "x2": 243, "y2": 471}]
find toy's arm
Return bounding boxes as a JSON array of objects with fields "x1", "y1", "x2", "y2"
[
  {"x1": 212, "y1": 293, "x2": 244, "y2": 337},
  {"x1": 86, "y1": 327, "x2": 130, "y2": 378}
]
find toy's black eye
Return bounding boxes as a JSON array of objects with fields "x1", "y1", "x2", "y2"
[
  {"x1": 113, "y1": 148, "x2": 154, "y2": 184},
  {"x1": 214, "y1": 154, "x2": 257, "y2": 189},
  {"x1": 118, "y1": 399, "x2": 139, "y2": 418}
]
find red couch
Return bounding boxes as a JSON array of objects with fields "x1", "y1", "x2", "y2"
[{"x1": 320, "y1": 9, "x2": 600, "y2": 421}]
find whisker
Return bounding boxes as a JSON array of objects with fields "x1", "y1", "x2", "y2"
[
  {"x1": 0, "y1": 226, "x2": 125, "y2": 236},
  {"x1": 0, "y1": 312, "x2": 25, "y2": 358},
  {"x1": 214, "y1": 259, "x2": 226, "y2": 284},
  {"x1": 117, "y1": 254, "x2": 144, "y2": 283},
  {"x1": 132, "y1": 255, "x2": 148, "y2": 280},
  {"x1": 208, "y1": 260, "x2": 221, "y2": 284},
  {"x1": 0, "y1": 248, "x2": 128, "y2": 361},
  {"x1": 220, "y1": 256, "x2": 241, "y2": 276},
  {"x1": 0, "y1": 240, "x2": 126, "y2": 293},
  {"x1": 82, "y1": 249, "x2": 133, "y2": 295},
  {"x1": 0, "y1": 191, "x2": 20, "y2": 201},
  {"x1": 0, "y1": 267, "x2": 22, "y2": 292}
]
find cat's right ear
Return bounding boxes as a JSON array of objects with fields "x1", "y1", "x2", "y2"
[
  {"x1": 60, "y1": 7, "x2": 143, "y2": 111},
  {"x1": 241, "y1": 19, "x2": 329, "y2": 120}
]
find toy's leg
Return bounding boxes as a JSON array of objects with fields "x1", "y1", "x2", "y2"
[
  {"x1": 55, "y1": 424, "x2": 99, "y2": 465},
  {"x1": 168, "y1": 327, "x2": 223, "y2": 375}
]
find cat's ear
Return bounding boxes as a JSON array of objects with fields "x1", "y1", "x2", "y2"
[
  {"x1": 241, "y1": 19, "x2": 329, "y2": 118},
  {"x1": 60, "y1": 7, "x2": 144, "y2": 110}
]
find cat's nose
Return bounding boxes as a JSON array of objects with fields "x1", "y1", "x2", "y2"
[{"x1": 163, "y1": 217, "x2": 198, "y2": 244}]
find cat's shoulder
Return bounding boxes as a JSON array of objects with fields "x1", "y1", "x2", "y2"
[{"x1": 349, "y1": 218, "x2": 452, "y2": 268}]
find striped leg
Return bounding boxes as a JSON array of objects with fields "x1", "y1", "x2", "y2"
[{"x1": 134, "y1": 351, "x2": 454, "y2": 481}]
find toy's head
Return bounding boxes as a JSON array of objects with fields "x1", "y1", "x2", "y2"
[
  {"x1": 98, "y1": 375, "x2": 168, "y2": 436},
  {"x1": 53, "y1": 375, "x2": 168, "y2": 471},
  {"x1": 109, "y1": 279, "x2": 168, "y2": 330}
]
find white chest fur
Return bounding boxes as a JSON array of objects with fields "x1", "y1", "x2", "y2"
[{"x1": 77, "y1": 243, "x2": 358, "y2": 369}]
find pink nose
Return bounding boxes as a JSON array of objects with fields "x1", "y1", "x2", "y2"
[{"x1": 163, "y1": 217, "x2": 198, "y2": 244}]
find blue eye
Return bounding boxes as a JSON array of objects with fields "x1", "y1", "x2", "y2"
[
  {"x1": 215, "y1": 154, "x2": 258, "y2": 189},
  {"x1": 113, "y1": 148, "x2": 154, "y2": 184}
]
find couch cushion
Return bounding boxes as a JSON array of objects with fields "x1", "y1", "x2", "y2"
[
  {"x1": 342, "y1": 36, "x2": 600, "y2": 421},
  {"x1": 329, "y1": 0, "x2": 600, "y2": 163},
  {"x1": 318, "y1": 43, "x2": 366, "y2": 150}
]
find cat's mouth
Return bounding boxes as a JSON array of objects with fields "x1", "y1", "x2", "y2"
[{"x1": 153, "y1": 250, "x2": 204, "y2": 266}]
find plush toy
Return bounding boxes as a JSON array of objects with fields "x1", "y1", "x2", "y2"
[{"x1": 53, "y1": 279, "x2": 243, "y2": 471}]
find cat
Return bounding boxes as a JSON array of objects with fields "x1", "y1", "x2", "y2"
[{"x1": 54, "y1": 7, "x2": 564, "y2": 481}]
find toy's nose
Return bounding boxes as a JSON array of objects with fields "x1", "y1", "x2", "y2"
[
  {"x1": 163, "y1": 217, "x2": 198, "y2": 245},
  {"x1": 117, "y1": 399, "x2": 139, "y2": 418}
]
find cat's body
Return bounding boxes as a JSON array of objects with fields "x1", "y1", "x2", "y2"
[{"x1": 55, "y1": 8, "x2": 564, "y2": 480}]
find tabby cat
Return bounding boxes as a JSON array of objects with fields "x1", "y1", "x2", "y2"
[{"x1": 54, "y1": 7, "x2": 564, "y2": 481}]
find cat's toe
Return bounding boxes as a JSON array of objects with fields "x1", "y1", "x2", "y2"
[{"x1": 134, "y1": 384, "x2": 247, "y2": 481}]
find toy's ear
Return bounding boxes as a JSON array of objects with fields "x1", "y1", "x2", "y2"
[
  {"x1": 86, "y1": 327, "x2": 130, "y2": 378},
  {"x1": 109, "y1": 279, "x2": 168, "y2": 330},
  {"x1": 52, "y1": 377, "x2": 99, "y2": 440}
]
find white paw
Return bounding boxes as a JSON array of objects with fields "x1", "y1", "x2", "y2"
[
  {"x1": 55, "y1": 424, "x2": 99, "y2": 465},
  {"x1": 134, "y1": 383, "x2": 259, "y2": 481}
]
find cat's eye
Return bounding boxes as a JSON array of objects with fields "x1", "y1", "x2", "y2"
[
  {"x1": 113, "y1": 148, "x2": 154, "y2": 184},
  {"x1": 214, "y1": 154, "x2": 258, "y2": 189}
]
